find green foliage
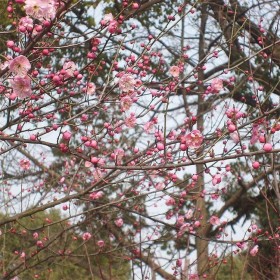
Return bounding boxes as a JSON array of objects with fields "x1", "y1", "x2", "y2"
[
  {"x1": 0, "y1": 210, "x2": 130, "y2": 279},
  {"x1": 215, "y1": 254, "x2": 253, "y2": 280}
]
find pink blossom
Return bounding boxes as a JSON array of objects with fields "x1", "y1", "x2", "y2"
[
  {"x1": 62, "y1": 204, "x2": 68, "y2": 211},
  {"x1": 189, "y1": 274, "x2": 199, "y2": 280},
  {"x1": 11, "y1": 76, "x2": 32, "y2": 99},
  {"x1": 230, "y1": 132, "x2": 239, "y2": 143},
  {"x1": 86, "y1": 82, "x2": 96, "y2": 95},
  {"x1": 209, "y1": 215, "x2": 220, "y2": 226},
  {"x1": 250, "y1": 245, "x2": 259, "y2": 256},
  {"x1": 101, "y1": 13, "x2": 114, "y2": 25},
  {"x1": 62, "y1": 131, "x2": 72, "y2": 141},
  {"x1": 84, "y1": 161, "x2": 92, "y2": 168},
  {"x1": 236, "y1": 242, "x2": 246, "y2": 250},
  {"x1": 97, "y1": 240, "x2": 105, "y2": 248},
  {"x1": 212, "y1": 174, "x2": 222, "y2": 186},
  {"x1": 93, "y1": 168, "x2": 105, "y2": 181},
  {"x1": 178, "y1": 223, "x2": 190, "y2": 236},
  {"x1": 226, "y1": 108, "x2": 243, "y2": 120},
  {"x1": 165, "y1": 197, "x2": 175, "y2": 206},
  {"x1": 20, "y1": 252, "x2": 26, "y2": 259},
  {"x1": 169, "y1": 65, "x2": 180, "y2": 77},
  {"x1": 120, "y1": 96, "x2": 133, "y2": 111},
  {"x1": 9, "y1": 55, "x2": 31, "y2": 77},
  {"x1": 113, "y1": 148, "x2": 125, "y2": 164},
  {"x1": 115, "y1": 218, "x2": 124, "y2": 227},
  {"x1": 108, "y1": 20, "x2": 118, "y2": 34},
  {"x1": 89, "y1": 191, "x2": 104, "y2": 200},
  {"x1": 125, "y1": 113, "x2": 136, "y2": 128},
  {"x1": 176, "y1": 259, "x2": 182, "y2": 267},
  {"x1": 177, "y1": 215, "x2": 185, "y2": 226},
  {"x1": 263, "y1": 143, "x2": 272, "y2": 152},
  {"x1": 118, "y1": 74, "x2": 136, "y2": 93},
  {"x1": 33, "y1": 232, "x2": 39, "y2": 239},
  {"x1": 63, "y1": 61, "x2": 77, "y2": 78},
  {"x1": 184, "y1": 130, "x2": 203, "y2": 149},
  {"x1": 82, "y1": 232, "x2": 92, "y2": 241},
  {"x1": 25, "y1": 0, "x2": 56, "y2": 20},
  {"x1": 144, "y1": 121, "x2": 154, "y2": 133},
  {"x1": 155, "y1": 182, "x2": 165, "y2": 191},
  {"x1": 18, "y1": 16, "x2": 34, "y2": 33},
  {"x1": 250, "y1": 125, "x2": 259, "y2": 145},
  {"x1": 211, "y1": 78, "x2": 223, "y2": 93},
  {"x1": 185, "y1": 209, "x2": 193, "y2": 219},
  {"x1": 36, "y1": 240, "x2": 44, "y2": 248},
  {"x1": 19, "y1": 159, "x2": 31, "y2": 170}
]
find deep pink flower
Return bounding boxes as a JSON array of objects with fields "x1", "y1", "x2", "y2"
[
  {"x1": 184, "y1": 129, "x2": 203, "y2": 149},
  {"x1": 169, "y1": 65, "x2": 180, "y2": 77},
  {"x1": 118, "y1": 74, "x2": 136, "y2": 92},
  {"x1": 11, "y1": 75, "x2": 32, "y2": 99},
  {"x1": 9, "y1": 55, "x2": 31, "y2": 77},
  {"x1": 211, "y1": 78, "x2": 223, "y2": 93}
]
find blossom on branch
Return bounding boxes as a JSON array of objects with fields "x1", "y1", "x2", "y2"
[
  {"x1": 211, "y1": 78, "x2": 223, "y2": 93},
  {"x1": 63, "y1": 61, "x2": 77, "y2": 78},
  {"x1": 18, "y1": 16, "x2": 34, "y2": 33},
  {"x1": 118, "y1": 73, "x2": 136, "y2": 93},
  {"x1": 9, "y1": 55, "x2": 31, "y2": 77},
  {"x1": 184, "y1": 130, "x2": 204, "y2": 149},
  {"x1": 19, "y1": 159, "x2": 31, "y2": 170},
  {"x1": 169, "y1": 65, "x2": 180, "y2": 77},
  {"x1": 85, "y1": 82, "x2": 96, "y2": 95},
  {"x1": 24, "y1": 0, "x2": 56, "y2": 20},
  {"x1": 250, "y1": 245, "x2": 259, "y2": 256},
  {"x1": 10, "y1": 75, "x2": 32, "y2": 99}
]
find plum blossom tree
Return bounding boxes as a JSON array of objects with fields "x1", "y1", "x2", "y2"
[{"x1": 0, "y1": 0, "x2": 280, "y2": 279}]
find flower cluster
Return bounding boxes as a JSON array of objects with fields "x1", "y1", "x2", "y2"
[
  {"x1": 24, "y1": 0, "x2": 57, "y2": 20},
  {"x1": 9, "y1": 55, "x2": 32, "y2": 99},
  {"x1": 181, "y1": 130, "x2": 204, "y2": 150}
]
